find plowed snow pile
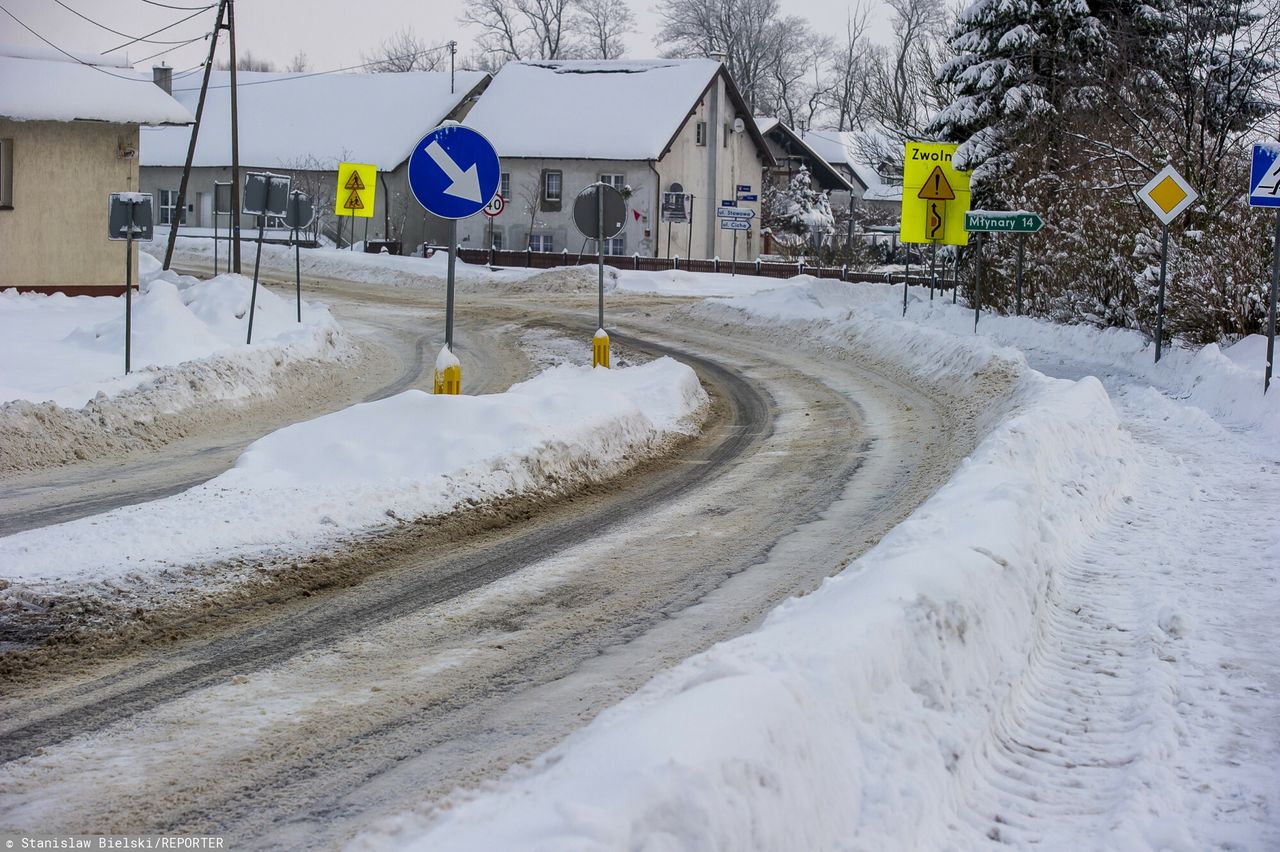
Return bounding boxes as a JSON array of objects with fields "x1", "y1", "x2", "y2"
[
  {"x1": 0, "y1": 358, "x2": 707, "y2": 611},
  {"x1": 0, "y1": 256, "x2": 347, "y2": 473},
  {"x1": 355, "y1": 277, "x2": 1279, "y2": 851}
]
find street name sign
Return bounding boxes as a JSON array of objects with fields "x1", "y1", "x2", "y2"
[
  {"x1": 737, "y1": 194, "x2": 758, "y2": 202},
  {"x1": 900, "y1": 142, "x2": 971, "y2": 245},
  {"x1": 335, "y1": 162, "x2": 376, "y2": 218},
  {"x1": 720, "y1": 199, "x2": 737, "y2": 207},
  {"x1": 965, "y1": 211, "x2": 1044, "y2": 233},
  {"x1": 1249, "y1": 143, "x2": 1280, "y2": 208},
  {"x1": 716, "y1": 207, "x2": 755, "y2": 219},
  {"x1": 408, "y1": 125, "x2": 501, "y2": 220},
  {"x1": 720, "y1": 219, "x2": 750, "y2": 231},
  {"x1": 1138, "y1": 165, "x2": 1197, "y2": 224}
]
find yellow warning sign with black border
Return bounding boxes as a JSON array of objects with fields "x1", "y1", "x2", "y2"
[
  {"x1": 335, "y1": 162, "x2": 376, "y2": 218},
  {"x1": 900, "y1": 142, "x2": 971, "y2": 245}
]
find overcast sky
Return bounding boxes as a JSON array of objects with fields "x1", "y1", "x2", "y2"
[{"x1": 1, "y1": 0, "x2": 901, "y2": 74}]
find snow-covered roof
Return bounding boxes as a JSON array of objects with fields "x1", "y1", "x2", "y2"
[
  {"x1": 0, "y1": 45, "x2": 192, "y2": 126},
  {"x1": 754, "y1": 116, "x2": 854, "y2": 193},
  {"x1": 463, "y1": 59, "x2": 738, "y2": 161},
  {"x1": 140, "y1": 70, "x2": 489, "y2": 170},
  {"x1": 801, "y1": 129, "x2": 901, "y2": 202}
]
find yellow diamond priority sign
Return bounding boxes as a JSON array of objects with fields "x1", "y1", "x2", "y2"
[
  {"x1": 1137, "y1": 165, "x2": 1197, "y2": 225},
  {"x1": 335, "y1": 162, "x2": 376, "y2": 219}
]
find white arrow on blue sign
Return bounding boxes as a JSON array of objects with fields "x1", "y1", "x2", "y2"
[
  {"x1": 1250, "y1": 143, "x2": 1280, "y2": 208},
  {"x1": 408, "y1": 125, "x2": 501, "y2": 219}
]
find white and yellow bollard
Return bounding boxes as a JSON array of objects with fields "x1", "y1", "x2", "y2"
[
  {"x1": 434, "y1": 345, "x2": 461, "y2": 395},
  {"x1": 592, "y1": 328, "x2": 610, "y2": 368}
]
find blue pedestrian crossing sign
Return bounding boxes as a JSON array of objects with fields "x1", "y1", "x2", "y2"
[
  {"x1": 408, "y1": 124, "x2": 501, "y2": 220},
  {"x1": 1249, "y1": 143, "x2": 1280, "y2": 208}
]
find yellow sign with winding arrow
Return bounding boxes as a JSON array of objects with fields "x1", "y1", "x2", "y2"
[{"x1": 899, "y1": 142, "x2": 971, "y2": 245}]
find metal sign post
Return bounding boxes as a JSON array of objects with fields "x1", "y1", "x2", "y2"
[
  {"x1": 974, "y1": 233, "x2": 983, "y2": 332},
  {"x1": 573, "y1": 182, "x2": 627, "y2": 367},
  {"x1": 108, "y1": 193, "x2": 154, "y2": 375},
  {"x1": 930, "y1": 240, "x2": 938, "y2": 300},
  {"x1": 903, "y1": 250, "x2": 910, "y2": 316},
  {"x1": 1248, "y1": 143, "x2": 1280, "y2": 391},
  {"x1": 243, "y1": 172, "x2": 291, "y2": 344},
  {"x1": 407, "y1": 124, "x2": 502, "y2": 393},
  {"x1": 1137, "y1": 165, "x2": 1199, "y2": 363},
  {"x1": 963, "y1": 211, "x2": 1044, "y2": 319},
  {"x1": 285, "y1": 190, "x2": 314, "y2": 323}
]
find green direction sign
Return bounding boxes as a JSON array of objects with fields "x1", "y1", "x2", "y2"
[{"x1": 964, "y1": 210, "x2": 1044, "y2": 233}]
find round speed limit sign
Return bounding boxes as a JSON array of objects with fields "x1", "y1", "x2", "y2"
[{"x1": 482, "y1": 194, "x2": 506, "y2": 218}]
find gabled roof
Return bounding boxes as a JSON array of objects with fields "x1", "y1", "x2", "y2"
[
  {"x1": 140, "y1": 69, "x2": 489, "y2": 170},
  {"x1": 0, "y1": 44, "x2": 192, "y2": 126},
  {"x1": 754, "y1": 116, "x2": 854, "y2": 192},
  {"x1": 463, "y1": 59, "x2": 773, "y2": 164},
  {"x1": 800, "y1": 129, "x2": 901, "y2": 202}
]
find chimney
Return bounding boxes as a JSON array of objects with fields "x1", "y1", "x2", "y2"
[
  {"x1": 709, "y1": 50, "x2": 727, "y2": 64},
  {"x1": 152, "y1": 64, "x2": 173, "y2": 95}
]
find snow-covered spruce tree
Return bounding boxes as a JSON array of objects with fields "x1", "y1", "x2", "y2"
[{"x1": 762, "y1": 166, "x2": 836, "y2": 258}]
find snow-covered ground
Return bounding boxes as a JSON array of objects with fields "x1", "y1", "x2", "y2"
[
  {"x1": 0, "y1": 358, "x2": 707, "y2": 610},
  {"x1": 0, "y1": 254, "x2": 342, "y2": 409},
  {"x1": 354, "y1": 277, "x2": 1279, "y2": 850},
  {"x1": 0, "y1": 256, "x2": 349, "y2": 474}
]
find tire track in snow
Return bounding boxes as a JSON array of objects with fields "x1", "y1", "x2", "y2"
[{"x1": 942, "y1": 492, "x2": 1166, "y2": 847}]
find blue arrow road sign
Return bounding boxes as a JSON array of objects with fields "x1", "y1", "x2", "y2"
[
  {"x1": 1249, "y1": 143, "x2": 1280, "y2": 208},
  {"x1": 408, "y1": 125, "x2": 501, "y2": 220}
]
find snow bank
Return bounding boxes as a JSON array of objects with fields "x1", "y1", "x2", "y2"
[
  {"x1": 0, "y1": 358, "x2": 707, "y2": 603},
  {"x1": 0, "y1": 263, "x2": 348, "y2": 474},
  {"x1": 356, "y1": 282, "x2": 1139, "y2": 851},
  {"x1": 0, "y1": 264, "x2": 341, "y2": 409}
]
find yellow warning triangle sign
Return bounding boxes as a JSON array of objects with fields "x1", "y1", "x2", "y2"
[
  {"x1": 343, "y1": 189, "x2": 365, "y2": 210},
  {"x1": 918, "y1": 165, "x2": 956, "y2": 200},
  {"x1": 345, "y1": 171, "x2": 366, "y2": 191}
]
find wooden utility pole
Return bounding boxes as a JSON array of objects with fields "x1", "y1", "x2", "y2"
[
  {"x1": 228, "y1": 0, "x2": 242, "y2": 272},
  {"x1": 162, "y1": 0, "x2": 226, "y2": 271}
]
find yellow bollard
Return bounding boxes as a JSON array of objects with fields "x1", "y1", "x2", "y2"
[
  {"x1": 434, "y1": 346, "x2": 462, "y2": 395},
  {"x1": 592, "y1": 328, "x2": 610, "y2": 368}
]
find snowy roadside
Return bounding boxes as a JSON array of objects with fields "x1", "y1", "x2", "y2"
[
  {"x1": 0, "y1": 256, "x2": 349, "y2": 474},
  {"x1": 0, "y1": 358, "x2": 707, "y2": 625},
  {"x1": 354, "y1": 277, "x2": 1278, "y2": 850}
]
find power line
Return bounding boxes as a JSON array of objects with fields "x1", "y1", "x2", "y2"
[
  {"x1": 135, "y1": 34, "x2": 207, "y2": 64},
  {"x1": 0, "y1": 2, "x2": 158, "y2": 81},
  {"x1": 139, "y1": 0, "x2": 214, "y2": 8},
  {"x1": 100, "y1": 4, "x2": 214, "y2": 55},
  {"x1": 51, "y1": 0, "x2": 204, "y2": 45},
  {"x1": 174, "y1": 43, "x2": 456, "y2": 91}
]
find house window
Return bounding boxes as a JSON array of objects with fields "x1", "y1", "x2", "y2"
[
  {"x1": 600, "y1": 173, "x2": 625, "y2": 191},
  {"x1": 530, "y1": 233, "x2": 553, "y2": 252},
  {"x1": 500, "y1": 172, "x2": 511, "y2": 201},
  {"x1": 0, "y1": 138, "x2": 12, "y2": 209},
  {"x1": 603, "y1": 236, "x2": 625, "y2": 255},
  {"x1": 543, "y1": 171, "x2": 562, "y2": 202},
  {"x1": 159, "y1": 189, "x2": 186, "y2": 225},
  {"x1": 491, "y1": 228, "x2": 503, "y2": 250},
  {"x1": 695, "y1": 122, "x2": 707, "y2": 146}
]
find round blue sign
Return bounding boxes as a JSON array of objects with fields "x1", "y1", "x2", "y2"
[{"x1": 407, "y1": 125, "x2": 502, "y2": 220}]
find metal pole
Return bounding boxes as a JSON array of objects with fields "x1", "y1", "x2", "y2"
[
  {"x1": 666, "y1": 218, "x2": 672, "y2": 260},
  {"x1": 953, "y1": 247, "x2": 959, "y2": 303},
  {"x1": 930, "y1": 240, "x2": 937, "y2": 300},
  {"x1": 1266, "y1": 209, "x2": 1279, "y2": 392},
  {"x1": 687, "y1": 195, "x2": 694, "y2": 261},
  {"x1": 125, "y1": 217, "x2": 133, "y2": 375},
  {"x1": 732, "y1": 229, "x2": 737, "y2": 276},
  {"x1": 597, "y1": 186, "x2": 605, "y2": 331},
  {"x1": 163, "y1": 0, "x2": 225, "y2": 271},
  {"x1": 247, "y1": 214, "x2": 264, "y2": 344},
  {"x1": 363, "y1": 217, "x2": 369, "y2": 252},
  {"x1": 1015, "y1": 232, "x2": 1026, "y2": 316},
  {"x1": 903, "y1": 250, "x2": 910, "y2": 316},
  {"x1": 1155, "y1": 223, "x2": 1169, "y2": 363},
  {"x1": 446, "y1": 219, "x2": 457, "y2": 350},
  {"x1": 294, "y1": 225, "x2": 301, "y2": 323},
  {"x1": 228, "y1": 0, "x2": 241, "y2": 273},
  {"x1": 213, "y1": 208, "x2": 219, "y2": 275},
  {"x1": 974, "y1": 233, "x2": 983, "y2": 332}
]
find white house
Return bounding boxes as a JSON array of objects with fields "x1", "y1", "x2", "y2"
[
  {"x1": 139, "y1": 68, "x2": 489, "y2": 252},
  {"x1": 0, "y1": 44, "x2": 192, "y2": 294},
  {"x1": 456, "y1": 59, "x2": 775, "y2": 262},
  {"x1": 798, "y1": 129, "x2": 902, "y2": 217}
]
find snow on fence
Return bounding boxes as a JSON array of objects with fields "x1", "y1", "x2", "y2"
[{"x1": 452, "y1": 247, "x2": 948, "y2": 287}]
